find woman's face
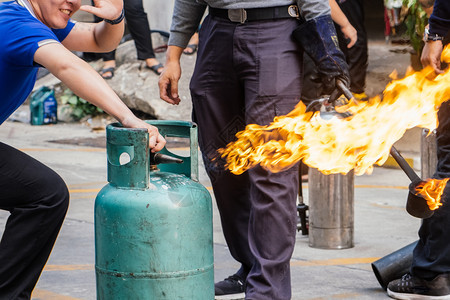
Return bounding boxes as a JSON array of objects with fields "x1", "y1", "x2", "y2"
[{"x1": 30, "y1": 0, "x2": 80, "y2": 28}]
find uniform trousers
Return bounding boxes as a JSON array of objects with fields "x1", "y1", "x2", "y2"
[
  {"x1": 0, "y1": 142, "x2": 69, "y2": 299},
  {"x1": 190, "y1": 13, "x2": 302, "y2": 300},
  {"x1": 411, "y1": 101, "x2": 450, "y2": 279}
]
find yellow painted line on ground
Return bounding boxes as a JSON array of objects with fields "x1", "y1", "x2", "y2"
[
  {"x1": 68, "y1": 182, "x2": 106, "y2": 188},
  {"x1": 44, "y1": 264, "x2": 93, "y2": 271},
  {"x1": 291, "y1": 257, "x2": 379, "y2": 267},
  {"x1": 216, "y1": 257, "x2": 379, "y2": 270},
  {"x1": 19, "y1": 148, "x2": 105, "y2": 152},
  {"x1": 355, "y1": 184, "x2": 408, "y2": 190},
  {"x1": 36, "y1": 260, "x2": 371, "y2": 300},
  {"x1": 42, "y1": 257, "x2": 377, "y2": 273},
  {"x1": 68, "y1": 185, "x2": 406, "y2": 194},
  {"x1": 43, "y1": 257, "x2": 378, "y2": 272},
  {"x1": 70, "y1": 195, "x2": 98, "y2": 200},
  {"x1": 307, "y1": 293, "x2": 362, "y2": 300},
  {"x1": 32, "y1": 289, "x2": 81, "y2": 300},
  {"x1": 69, "y1": 188, "x2": 101, "y2": 194},
  {"x1": 371, "y1": 202, "x2": 404, "y2": 210},
  {"x1": 33, "y1": 289, "x2": 82, "y2": 300},
  {"x1": 302, "y1": 184, "x2": 408, "y2": 190},
  {"x1": 166, "y1": 147, "x2": 190, "y2": 151},
  {"x1": 20, "y1": 146, "x2": 191, "y2": 153},
  {"x1": 217, "y1": 184, "x2": 407, "y2": 191}
]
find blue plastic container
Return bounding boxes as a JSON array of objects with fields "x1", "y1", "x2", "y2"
[{"x1": 30, "y1": 86, "x2": 57, "y2": 125}]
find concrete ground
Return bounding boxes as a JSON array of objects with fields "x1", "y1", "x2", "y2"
[
  {"x1": 0, "y1": 37, "x2": 430, "y2": 299},
  {"x1": 0, "y1": 119, "x2": 422, "y2": 300}
]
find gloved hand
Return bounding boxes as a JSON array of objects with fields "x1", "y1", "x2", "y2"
[{"x1": 292, "y1": 14, "x2": 350, "y2": 102}]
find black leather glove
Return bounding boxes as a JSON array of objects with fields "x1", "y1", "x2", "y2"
[{"x1": 292, "y1": 14, "x2": 350, "y2": 102}]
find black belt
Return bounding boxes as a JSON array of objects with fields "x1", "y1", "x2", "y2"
[{"x1": 208, "y1": 5, "x2": 300, "y2": 23}]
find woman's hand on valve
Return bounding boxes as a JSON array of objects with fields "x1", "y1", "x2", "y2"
[{"x1": 121, "y1": 117, "x2": 166, "y2": 153}]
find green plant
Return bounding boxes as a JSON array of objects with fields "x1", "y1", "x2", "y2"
[
  {"x1": 60, "y1": 89, "x2": 103, "y2": 120},
  {"x1": 403, "y1": 0, "x2": 429, "y2": 54}
]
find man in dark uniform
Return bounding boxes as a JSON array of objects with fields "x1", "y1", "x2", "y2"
[{"x1": 159, "y1": 1, "x2": 350, "y2": 299}]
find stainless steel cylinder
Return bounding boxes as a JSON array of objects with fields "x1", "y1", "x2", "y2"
[
  {"x1": 421, "y1": 129, "x2": 437, "y2": 179},
  {"x1": 371, "y1": 241, "x2": 418, "y2": 290},
  {"x1": 308, "y1": 168, "x2": 354, "y2": 249}
]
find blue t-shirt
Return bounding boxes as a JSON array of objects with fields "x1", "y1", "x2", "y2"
[{"x1": 0, "y1": 1, "x2": 75, "y2": 124}]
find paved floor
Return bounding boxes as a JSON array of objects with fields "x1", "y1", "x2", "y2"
[{"x1": 0, "y1": 119, "x2": 423, "y2": 300}]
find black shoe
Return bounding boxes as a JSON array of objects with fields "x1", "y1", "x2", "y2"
[
  {"x1": 215, "y1": 274, "x2": 245, "y2": 299},
  {"x1": 387, "y1": 273, "x2": 450, "y2": 299}
]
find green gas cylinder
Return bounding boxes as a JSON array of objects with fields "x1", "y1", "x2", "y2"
[{"x1": 95, "y1": 120, "x2": 214, "y2": 300}]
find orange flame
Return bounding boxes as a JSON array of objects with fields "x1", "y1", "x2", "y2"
[
  {"x1": 219, "y1": 45, "x2": 450, "y2": 176},
  {"x1": 415, "y1": 178, "x2": 450, "y2": 210},
  {"x1": 218, "y1": 46, "x2": 450, "y2": 210},
  {"x1": 218, "y1": 46, "x2": 450, "y2": 209}
]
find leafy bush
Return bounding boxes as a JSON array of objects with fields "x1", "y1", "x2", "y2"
[
  {"x1": 403, "y1": 0, "x2": 429, "y2": 54},
  {"x1": 60, "y1": 89, "x2": 103, "y2": 120}
]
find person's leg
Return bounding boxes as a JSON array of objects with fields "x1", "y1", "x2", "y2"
[
  {"x1": 99, "y1": 51, "x2": 116, "y2": 79},
  {"x1": 82, "y1": 3, "x2": 105, "y2": 62},
  {"x1": 233, "y1": 18, "x2": 302, "y2": 300},
  {"x1": 0, "y1": 143, "x2": 69, "y2": 299},
  {"x1": 338, "y1": 0, "x2": 368, "y2": 95},
  {"x1": 183, "y1": 32, "x2": 199, "y2": 55},
  {"x1": 411, "y1": 101, "x2": 450, "y2": 279},
  {"x1": 190, "y1": 16, "x2": 255, "y2": 281},
  {"x1": 388, "y1": 102, "x2": 450, "y2": 299},
  {"x1": 192, "y1": 14, "x2": 302, "y2": 300},
  {"x1": 91, "y1": 3, "x2": 117, "y2": 79},
  {"x1": 123, "y1": 0, "x2": 163, "y2": 74}
]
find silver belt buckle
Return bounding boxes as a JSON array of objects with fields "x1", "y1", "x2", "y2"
[
  {"x1": 288, "y1": 5, "x2": 299, "y2": 18},
  {"x1": 228, "y1": 8, "x2": 247, "y2": 23}
]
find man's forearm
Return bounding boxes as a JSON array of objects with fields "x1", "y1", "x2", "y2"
[
  {"x1": 166, "y1": 45, "x2": 184, "y2": 64},
  {"x1": 329, "y1": 0, "x2": 349, "y2": 28}
]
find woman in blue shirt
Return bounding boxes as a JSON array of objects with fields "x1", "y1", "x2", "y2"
[{"x1": 0, "y1": 0, "x2": 165, "y2": 298}]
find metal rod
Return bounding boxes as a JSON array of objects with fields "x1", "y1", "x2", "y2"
[
  {"x1": 389, "y1": 146, "x2": 421, "y2": 182},
  {"x1": 336, "y1": 80, "x2": 356, "y2": 103},
  {"x1": 150, "y1": 153, "x2": 183, "y2": 165},
  {"x1": 297, "y1": 162, "x2": 308, "y2": 235}
]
